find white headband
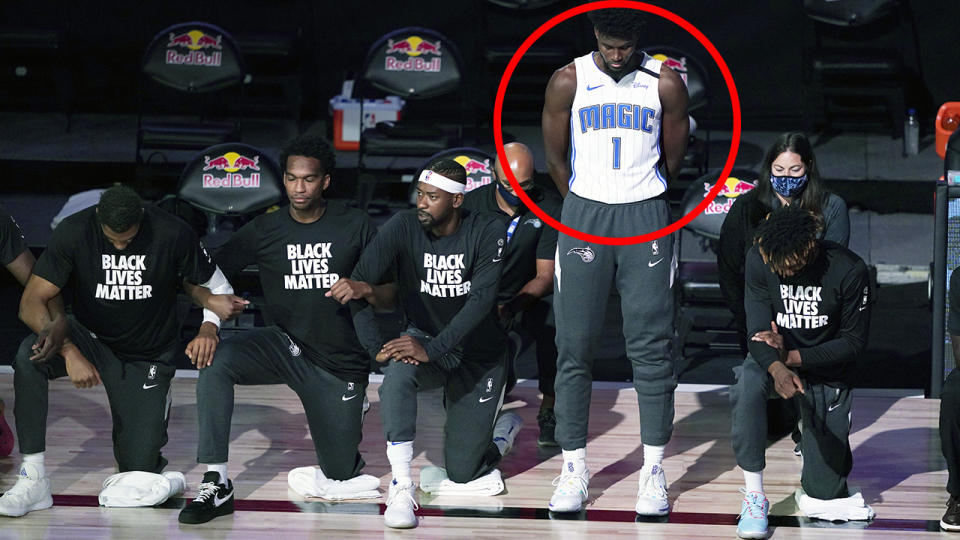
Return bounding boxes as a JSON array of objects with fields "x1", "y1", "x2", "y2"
[{"x1": 419, "y1": 169, "x2": 465, "y2": 194}]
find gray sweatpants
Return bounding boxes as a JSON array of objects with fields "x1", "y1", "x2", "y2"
[
  {"x1": 13, "y1": 316, "x2": 174, "y2": 473},
  {"x1": 196, "y1": 326, "x2": 366, "y2": 480},
  {"x1": 730, "y1": 356, "x2": 853, "y2": 500},
  {"x1": 378, "y1": 327, "x2": 505, "y2": 483},
  {"x1": 553, "y1": 192, "x2": 677, "y2": 449}
]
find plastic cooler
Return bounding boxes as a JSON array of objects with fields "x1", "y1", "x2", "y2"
[
  {"x1": 936, "y1": 102, "x2": 960, "y2": 159},
  {"x1": 329, "y1": 95, "x2": 404, "y2": 151}
]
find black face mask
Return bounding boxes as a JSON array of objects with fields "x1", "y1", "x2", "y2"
[{"x1": 497, "y1": 181, "x2": 524, "y2": 207}]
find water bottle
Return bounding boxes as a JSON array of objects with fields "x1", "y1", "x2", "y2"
[{"x1": 904, "y1": 108, "x2": 919, "y2": 156}]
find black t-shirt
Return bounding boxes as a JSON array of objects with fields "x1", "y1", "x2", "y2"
[
  {"x1": 745, "y1": 241, "x2": 870, "y2": 384},
  {"x1": 949, "y1": 267, "x2": 960, "y2": 336},
  {"x1": 33, "y1": 206, "x2": 216, "y2": 359},
  {"x1": 351, "y1": 209, "x2": 506, "y2": 370},
  {"x1": 0, "y1": 204, "x2": 27, "y2": 265},
  {"x1": 462, "y1": 184, "x2": 561, "y2": 303},
  {"x1": 214, "y1": 203, "x2": 374, "y2": 383}
]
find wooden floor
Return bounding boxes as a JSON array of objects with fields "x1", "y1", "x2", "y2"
[{"x1": 0, "y1": 373, "x2": 952, "y2": 538}]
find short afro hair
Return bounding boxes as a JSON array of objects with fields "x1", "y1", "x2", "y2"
[
  {"x1": 97, "y1": 185, "x2": 143, "y2": 233},
  {"x1": 279, "y1": 135, "x2": 336, "y2": 176},
  {"x1": 588, "y1": 8, "x2": 646, "y2": 40},
  {"x1": 755, "y1": 206, "x2": 823, "y2": 275},
  {"x1": 428, "y1": 159, "x2": 467, "y2": 186}
]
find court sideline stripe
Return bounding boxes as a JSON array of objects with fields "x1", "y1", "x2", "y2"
[{"x1": 50, "y1": 495, "x2": 941, "y2": 532}]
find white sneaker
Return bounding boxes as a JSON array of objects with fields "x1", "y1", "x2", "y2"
[
  {"x1": 0, "y1": 463, "x2": 53, "y2": 517},
  {"x1": 635, "y1": 464, "x2": 670, "y2": 516},
  {"x1": 492, "y1": 412, "x2": 524, "y2": 456},
  {"x1": 384, "y1": 479, "x2": 418, "y2": 529},
  {"x1": 548, "y1": 470, "x2": 589, "y2": 513}
]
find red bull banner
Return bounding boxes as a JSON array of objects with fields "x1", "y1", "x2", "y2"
[
  {"x1": 201, "y1": 152, "x2": 261, "y2": 189},
  {"x1": 453, "y1": 155, "x2": 493, "y2": 192},
  {"x1": 385, "y1": 35, "x2": 442, "y2": 73},
  {"x1": 166, "y1": 29, "x2": 223, "y2": 67},
  {"x1": 703, "y1": 176, "x2": 755, "y2": 215}
]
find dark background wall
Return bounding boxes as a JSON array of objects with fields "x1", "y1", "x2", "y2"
[{"x1": 1, "y1": 0, "x2": 956, "y2": 129}]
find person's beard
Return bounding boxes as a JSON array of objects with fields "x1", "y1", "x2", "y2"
[{"x1": 418, "y1": 210, "x2": 437, "y2": 230}]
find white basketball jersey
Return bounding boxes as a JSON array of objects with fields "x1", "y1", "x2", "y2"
[{"x1": 568, "y1": 52, "x2": 665, "y2": 204}]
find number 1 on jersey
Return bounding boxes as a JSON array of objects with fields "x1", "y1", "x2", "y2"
[{"x1": 611, "y1": 137, "x2": 621, "y2": 170}]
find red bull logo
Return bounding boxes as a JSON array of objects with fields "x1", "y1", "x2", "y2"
[
  {"x1": 385, "y1": 35, "x2": 442, "y2": 73},
  {"x1": 166, "y1": 30, "x2": 223, "y2": 67},
  {"x1": 703, "y1": 176, "x2": 756, "y2": 215},
  {"x1": 651, "y1": 53, "x2": 688, "y2": 86},
  {"x1": 453, "y1": 155, "x2": 492, "y2": 192},
  {"x1": 201, "y1": 152, "x2": 261, "y2": 189}
]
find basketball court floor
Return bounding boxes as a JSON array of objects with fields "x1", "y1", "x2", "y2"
[{"x1": 0, "y1": 372, "x2": 950, "y2": 538}]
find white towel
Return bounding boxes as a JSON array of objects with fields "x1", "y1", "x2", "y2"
[
  {"x1": 795, "y1": 488, "x2": 876, "y2": 521},
  {"x1": 98, "y1": 471, "x2": 185, "y2": 507},
  {"x1": 419, "y1": 466, "x2": 504, "y2": 496},
  {"x1": 287, "y1": 466, "x2": 380, "y2": 501}
]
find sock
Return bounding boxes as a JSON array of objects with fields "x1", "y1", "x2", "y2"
[
  {"x1": 22, "y1": 452, "x2": 45, "y2": 478},
  {"x1": 560, "y1": 448, "x2": 587, "y2": 475},
  {"x1": 743, "y1": 470, "x2": 764, "y2": 494},
  {"x1": 205, "y1": 463, "x2": 228, "y2": 484},
  {"x1": 386, "y1": 441, "x2": 413, "y2": 483},
  {"x1": 642, "y1": 444, "x2": 665, "y2": 468}
]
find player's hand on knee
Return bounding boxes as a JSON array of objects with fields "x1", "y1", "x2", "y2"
[
  {"x1": 64, "y1": 351, "x2": 101, "y2": 389},
  {"x1": 186, "y1": 322, "x2": 219, "y2": 369},
  {"x1": 768, "y1": 361, "x2": 804, "y2": 399},
  {"x1": 381, "y1": 336, "x2": 429, "y2": 365},
  {"x1": 207, "y1": 294, "x2": 249, "y2": 321},
  {"x1": 30, "y1": 314, "x2": 68, "y2": 362}
]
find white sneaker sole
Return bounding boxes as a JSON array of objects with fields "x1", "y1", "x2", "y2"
[
  {"x1": 736, "y1": 527, "x2": 769, "y2": 539},
  {"x1": 0, "y1": 494, "x2": 53, "y2": 517},
  {"x1": 634, "y1": 502, "x2": 669, "y2": 516},
  {"x1": 549, "y1": 498, "x2": 585, "y2": 513},
  {"x1": 941, "y1": 519, "x2": 960, "y2": 532},
  {"x1": 384, "y1": 513, "x2": 418, "y2": 529}
]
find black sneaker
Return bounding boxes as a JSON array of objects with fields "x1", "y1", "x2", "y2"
[
  {"x1": 178, "y1": 472, "x2": 235, "y2": 524},
  {"x1": 942, "y1": 495, "x2": 960, "y2": 531},
  {"x1": 537, "y1": 408, "x2": 558, "y2": 447}
]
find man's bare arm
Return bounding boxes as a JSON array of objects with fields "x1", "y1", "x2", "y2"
[
  {"x1": 658, "y1": 65, "x2": 690, "y2": 182},
  {"x1": 542, "y1": 63, "x2": 577, "y2": 198}
]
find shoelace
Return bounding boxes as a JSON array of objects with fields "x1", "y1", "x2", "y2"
[
  {"x1": 639, "y1": 469, "x2": 667, "y2": 500},
  {"x1": 388, "y1": 484, "x2": 419, "y2": 511},
  {"x1": 551, "y1": 473, "x2": 588, "y2": 496},
  {"x1": 193, "y1": 482, "x2": 219, "y2": 503},
  {"x1": 738, "y1": 488, "x2": 766, "y2": 519}
]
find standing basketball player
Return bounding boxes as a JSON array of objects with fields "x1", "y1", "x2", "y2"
[
  {"x1": 541, "y1": 9, "x2": 688, "y2": 515},
  {"x1": 0, "y1": 205, "x2": 36, "y2": 458},
  {"x1": 1, "y1": 186, "x2": 227, "y2": 517},
  {"x1": 350, "y1": 159, "x2": 510, "y2": 529}
]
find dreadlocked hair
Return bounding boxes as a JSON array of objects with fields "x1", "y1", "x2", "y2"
[
  {"x1": 587, "y1": 8, "x2": 646, "y2": 40},
  {"x1": 754, "y1": 206, "x2": 824, "y2": 275}
]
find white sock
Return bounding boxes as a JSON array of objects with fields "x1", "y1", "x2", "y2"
[
  {"x1": 22, "y1": 452, "x2": 45, "y2": 478},
  {"x1": 642, "y1": 444, "x2": 665, "y2": 468},
  {"x1": 560, "y1": 448, "x2": 587, "y2": 476},
  {"x1": 205, "y1": 463, "x2": 228, "y2": 484},
  {"x1": 743, "y1": 469, "x2": 764, "y2": 494},
  {"x1": 386, "y1": 441, "x2": 413, "y2": 483}
]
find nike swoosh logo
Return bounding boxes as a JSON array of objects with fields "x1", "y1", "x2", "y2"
[
  {"x1": 859, "y1": 306, "x2": 867, "y2": 311},
  {"x1": 648, "y1": 258, "x2": 664, "y2": 267},
  {"x1": 828, "y1": 403, "x2": 842, "y2": 412},
  {"x1": 213, "y1": 490, "x2": 232, "y2": 507},
  {"x1": 479, "y1": 396, "x2": 495, "y2": 403},
  {"x1": 341, "y1": 394, "x2": 359, "y2": 401},
  {"x1": 586, "y1": 84, "x2": 604, "y2": 91},
  {"x1": 142, "y1": 383, "x2": 158, "y2": 390}
]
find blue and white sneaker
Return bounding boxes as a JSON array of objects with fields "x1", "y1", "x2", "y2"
[
  {"x1": 548, "y1": 469, "x2": 589, "y2": 512},
  {"x1": 635, "y1": 464, "x2": 670, "y2": 516},
  {"x1": 737, "y1": 488, "x2": 769, "y2": 539}
]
